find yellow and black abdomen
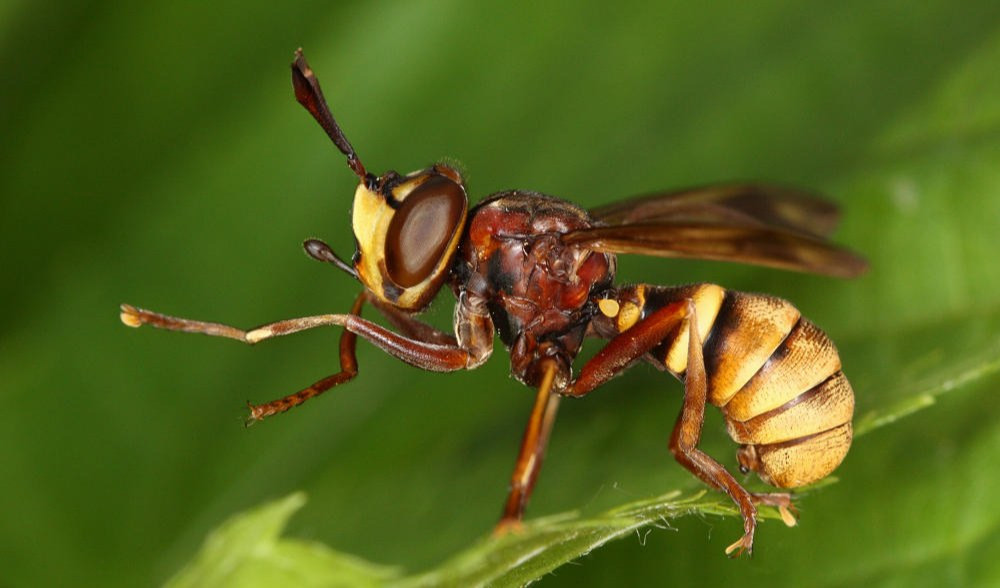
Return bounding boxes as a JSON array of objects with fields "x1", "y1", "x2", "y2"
[{"x1": 642, "y1": 283, "x2": 854, "y2": 489}]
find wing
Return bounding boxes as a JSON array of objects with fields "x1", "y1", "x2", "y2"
[
  {"x1": 589, "y1": 183, "x2": 842, "y2": 238},
  {"x1": 564, "y1": 183, "x2": 868, "y2": 278}
]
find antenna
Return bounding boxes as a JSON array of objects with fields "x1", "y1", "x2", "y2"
[
  {"x1": 303, "y1": 238, "x2": 359, "y2": 280},
  {"x1": 291, "y1": 49, "x2": 368, "y2": 181},
  {"x1": 292, "y1": 50, "x2": 364, "y2": 280}
]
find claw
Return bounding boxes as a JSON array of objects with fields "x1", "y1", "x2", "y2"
[
  {"x1": 493, "y1": 517, "x2": 524, "y2": 537},
  {"x1": 120, "y1": 304, "x2": 143, "y2": 327},
  {"x1": 778, "y1": 504, "x2": 798, "y2": 527},
  {"x1": 725, "y1": 533, "x2": 754, "y2": 557},
  {"x1": 244, "y1": 402, "x2": 262, "y2": 427},
  {"x1": 753, "y1": 492, "x2": 798, "y2": 527}
]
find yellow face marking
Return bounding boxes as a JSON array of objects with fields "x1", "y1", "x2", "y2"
[
  {"x1": 598, "y1": 299, "x2": 620, "y2": 317},
  {"x1": 351, "y1": 168, "x2": 467, "y2": 311}
]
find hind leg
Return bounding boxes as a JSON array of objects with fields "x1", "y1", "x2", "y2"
[{"x1": 667, "y1": 300, "x2": 760, "y2": 556}]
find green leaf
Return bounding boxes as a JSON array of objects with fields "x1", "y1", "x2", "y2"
[
  {"x1": 855, "y1": 336, "x2": 1000, "y2": 438},
  {"x1": 167, "y1": 493, "x2": 400, "y2": 588}
]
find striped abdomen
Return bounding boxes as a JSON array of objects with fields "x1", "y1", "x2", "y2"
[{"x1": 634, "y1": 283, "x2": 854, "y2": 488}]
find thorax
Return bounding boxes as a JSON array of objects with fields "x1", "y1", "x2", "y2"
[{"x1": 454, "y1": 191, "x2": 615, "y2": 384}]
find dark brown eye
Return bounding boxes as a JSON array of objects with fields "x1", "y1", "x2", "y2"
[{"x1": 385, "y1": 175, "x2": 466, "y2": 287}]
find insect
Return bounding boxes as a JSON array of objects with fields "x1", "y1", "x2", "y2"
[{"x1": 121, "y1": 49, "x2": 867, "y2": 556}]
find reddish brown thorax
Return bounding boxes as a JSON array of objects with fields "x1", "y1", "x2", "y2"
[{"x1": 456, "y1": 191, "x2": 615, "y2": 387}]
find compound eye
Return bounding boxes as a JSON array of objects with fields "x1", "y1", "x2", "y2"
[{"x1": 385, "y1": 175, "x2": 466, "y2": 288}]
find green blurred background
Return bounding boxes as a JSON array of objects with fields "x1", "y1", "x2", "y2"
[{"x1": 4, "y1": 1, "x2": 1000, "y2": 586}]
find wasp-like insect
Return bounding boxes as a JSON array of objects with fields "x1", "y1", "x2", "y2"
[{"x1": 121, "y1": 49, "x2": 867, "y2": 555}]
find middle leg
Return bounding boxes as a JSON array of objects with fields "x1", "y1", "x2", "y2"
[{"x1": 496, "y1": 358, "x2": 561, "y2": 533}]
